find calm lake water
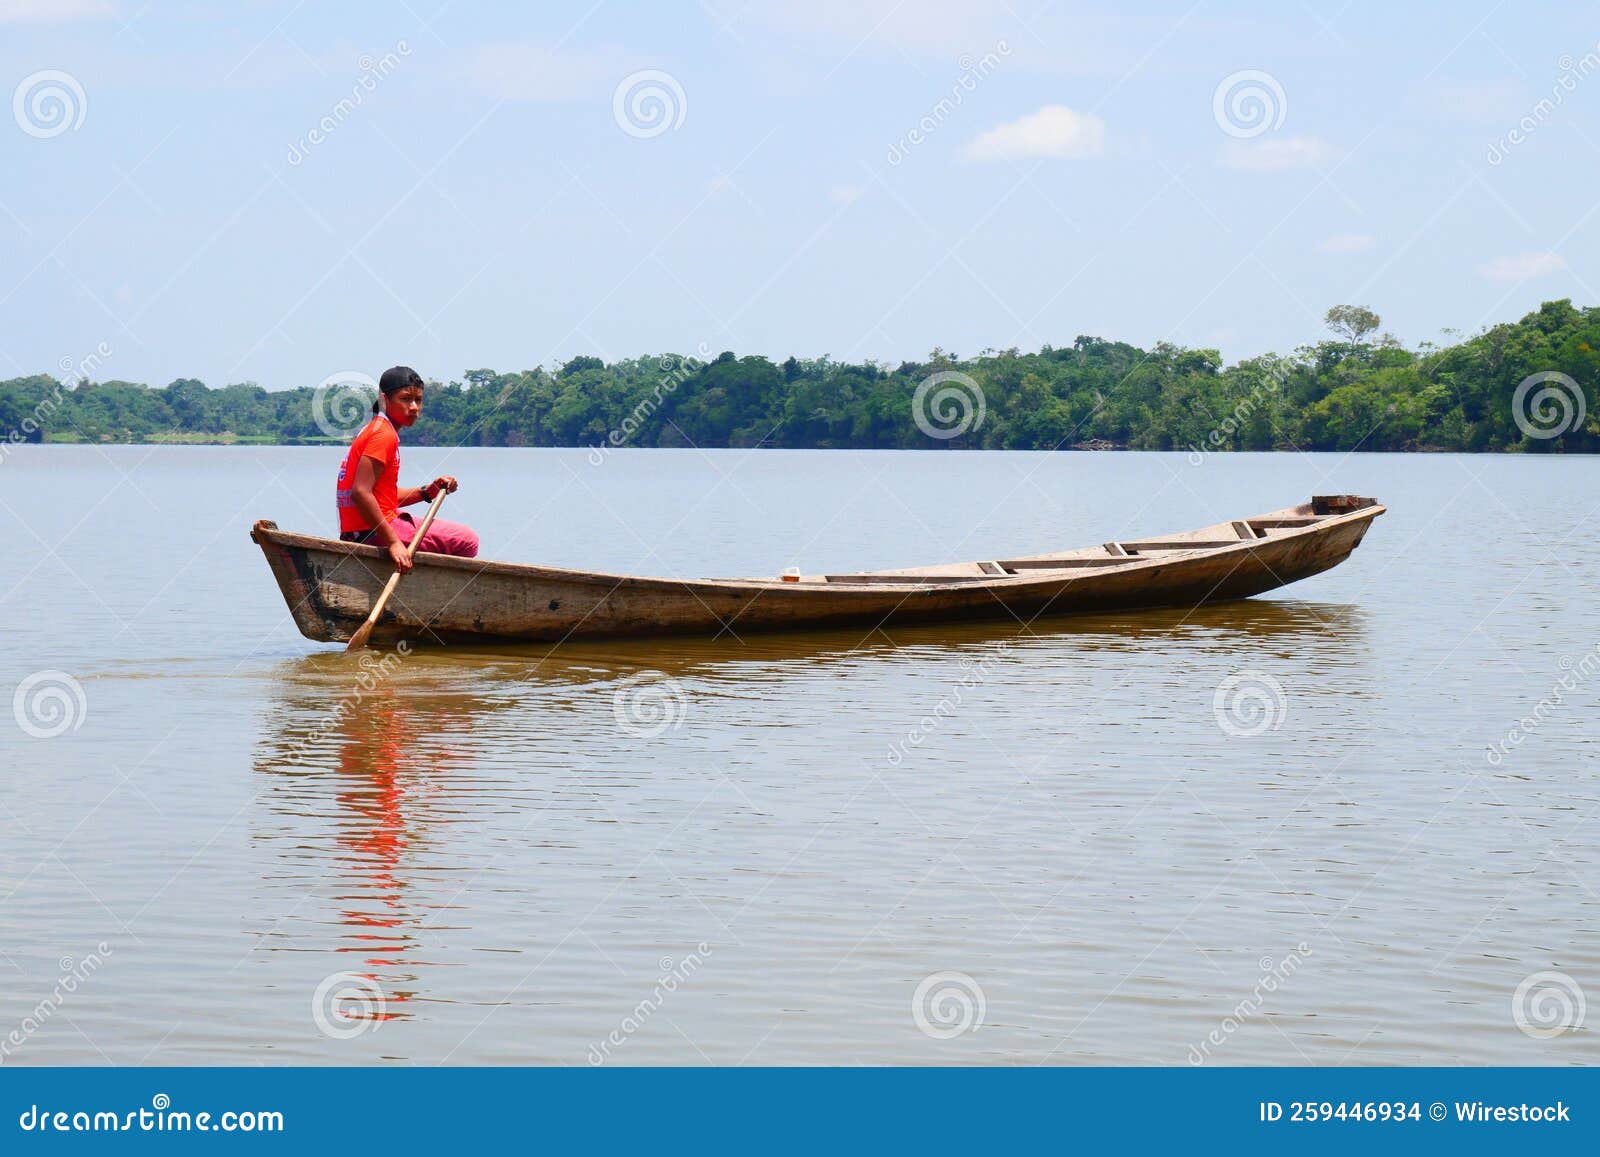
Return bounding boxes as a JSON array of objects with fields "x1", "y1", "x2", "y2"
[{"x1": 1, "y1": 445, "x2": 1596, "y2": 1066}]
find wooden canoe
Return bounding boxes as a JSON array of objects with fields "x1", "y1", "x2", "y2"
[{"x1": 250, "y1": 495, "x2": 1384, "y2": 647}]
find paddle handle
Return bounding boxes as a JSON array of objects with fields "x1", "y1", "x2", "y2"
[
  {"x1": 405, "y1": 487, "x2": 449, "y2": 556},
  {"x1": 345, "y1": 489, "x2": 448, "y2": 651}
]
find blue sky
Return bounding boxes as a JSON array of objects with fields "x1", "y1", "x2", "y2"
[{"x1": 4, "y1": 0, "x2": 1598, "y2": 389}]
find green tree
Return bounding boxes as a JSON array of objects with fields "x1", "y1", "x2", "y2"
[{"x1": 1325, "y1": 304, "x2": 1382, "y2": 345}]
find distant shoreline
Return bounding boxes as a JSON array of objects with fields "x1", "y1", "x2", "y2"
[
  {"x1": 6, "y1": 299, "x2": 1597, "y2": 454},
  {"x1": 14, "y1": 436, "x2": 1589, "y2": 455}
]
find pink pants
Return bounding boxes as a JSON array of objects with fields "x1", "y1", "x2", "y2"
[{"x1": 390, "y1": 511, "x2": 479, "y2": 558}]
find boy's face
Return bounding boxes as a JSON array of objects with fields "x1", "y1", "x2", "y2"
[{"x1": 386, "y1": 385, "x2": 424, "y2": 426}]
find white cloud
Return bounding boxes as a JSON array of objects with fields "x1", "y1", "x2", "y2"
[
  {"x1": 738, "y1": 0, "x2": 1006, "y2": 56},
  {"x1": 829, "y1": 184, "x2": 864, "y2": 204},
  {"x1": 469, "y1": 42, "x2": 633, "y2": 101},
  {"x1": 720, "y1": 0, "x2": 1122, "y2": 74},
  {"x1": 963, "y1": 105, "x2": 1105, "y2": 162},
  {"x1": 1316, "y1": 233, "x2": 1376, "y2": 254},
  {"x1": 1479, "y1": 251, "x2": 1567, "y2": 282},
  {"x1": 1220, "y1": 135, "x2": 1334, "y2": 171},
  {"x1": 0, "y1": 0, "x2": 114, "y2": 21},
  {"x1": 1427, "y1": 82, "x2": 1523, "y2": 123}
]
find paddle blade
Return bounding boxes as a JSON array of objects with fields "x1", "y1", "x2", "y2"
[
  {"x1": 344, "y1": 619, "x2": 377, "y2": 652},
  {"x1": 347, "y1": 563, "x2": 408, "y2": 652}
]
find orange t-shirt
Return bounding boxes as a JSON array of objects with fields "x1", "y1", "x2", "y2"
[{"x1": 336, "y1": 415, "x2": 400, "y2": 533}]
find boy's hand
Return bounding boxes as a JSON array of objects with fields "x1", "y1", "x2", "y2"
[{"x1": 387, "y1": 541, "x2": 413, "y2": 574}]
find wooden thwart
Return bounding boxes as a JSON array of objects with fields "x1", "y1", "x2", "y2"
[
  {"x1": 822, "y1": 573, "x2": 991, "y2": 585},
  {"x1": 1248, "y1": 517, "x2": 1320, "y2": 530},
  {"x1": 999, "y1": 557, "x2": 1139, "y2": 571},
  {"x1": 1120, "y1": 540, "x2": 1243, "y2": 552}
]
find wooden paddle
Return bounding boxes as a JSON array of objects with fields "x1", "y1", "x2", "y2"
[{"x1": 345, "y1": 489, "x2": 448, "y2": 652}]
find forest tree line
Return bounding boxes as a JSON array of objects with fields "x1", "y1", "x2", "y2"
[{"x1": 4, "y1": 300, "x2": 1599, "y2": 454}]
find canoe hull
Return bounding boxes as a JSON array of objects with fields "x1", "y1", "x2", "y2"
[{"x1": 250, "y1": 500, "x2": 1383, "y2": 646}]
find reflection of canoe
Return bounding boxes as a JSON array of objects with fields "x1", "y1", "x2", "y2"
[
  {"x1": 250, "y1": 495, "x2": 1384, "y2": 647},
  {"x1": 257, "y1": 598, "x2": 1370, "y2": 690}
]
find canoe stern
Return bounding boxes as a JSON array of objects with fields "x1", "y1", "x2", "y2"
[{"x1": 251, "y1": 519, "x2": 356, "y2": 643}]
